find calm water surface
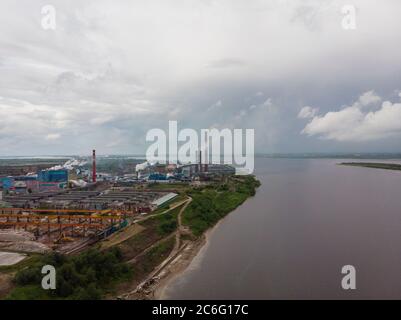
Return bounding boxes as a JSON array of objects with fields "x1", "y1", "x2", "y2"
[{"x1": 164, "y1": 158, "x2": 401, "y2": 299}]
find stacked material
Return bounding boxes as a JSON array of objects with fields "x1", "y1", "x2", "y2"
[
  {"x1": 0, "y1": 241, "x2": 50, "y2": 254},
  {"x1": 0, "y1": 230, "x2": 50, "y2": 254},
  {"x1": 0, "y1": 230, "x2": 35, "y2": 242}
]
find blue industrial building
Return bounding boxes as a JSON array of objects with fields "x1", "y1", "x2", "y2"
[
  {"x1": 0, "y1": 177, "x2": 13, "y2": 190},
  {"x1": 38, "y1": 169, "x2": 68, "y2": 182},
  {"x1": 148, "y1": 173, "x2": 167, "y2": 181}
]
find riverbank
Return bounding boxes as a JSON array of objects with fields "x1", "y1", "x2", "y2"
[
  {"x1": 153, "y1": 220, "x2": 215, "y2": 299},
  {"x1": 118, "y1": 175, "x2": 260, "y2": 300},
  {"x1": 153, "y1": 235, "x2": 206, "y2": 299},
  {"x1": 152, "y1": 177, "x2": 260, "y2": 299},
  {"x1": 2, "y1": 176, "x2": 260, "y2": 300},
  {"x1": 127, "y1": 205, "x2": 239, "y2": 300}
]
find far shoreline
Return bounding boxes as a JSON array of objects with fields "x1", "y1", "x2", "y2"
[{"x1": 339, "y1": 162, "x2": 401, "y2": 171}]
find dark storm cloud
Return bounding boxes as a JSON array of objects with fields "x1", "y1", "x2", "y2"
[{"x1": 0, "y1": 0, "x2": 401, "y2": 155}]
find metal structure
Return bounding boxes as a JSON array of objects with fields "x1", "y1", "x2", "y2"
[
  {"x1": 0, "y1": 212, "x2": 124, "y2": 237},
  {"x1": 199, "y1": 150, "x2": 202, "y2": 173},
  {"x1": 0, "y1": 207, "x2": 111, "y2": 215}
]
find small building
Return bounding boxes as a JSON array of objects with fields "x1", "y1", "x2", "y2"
[
  {"x1": 14, "y1": 176, "x2": 39, "y2": 192},
  {"x1": 151, "y1": 193, "x2": 178, "y2": 207},
  {"x1": 179, "y1": 164, "x2": 199, "y2": 177},
  {"x1": 0, "y1": 177, "x2": 13, "y2": 190}
]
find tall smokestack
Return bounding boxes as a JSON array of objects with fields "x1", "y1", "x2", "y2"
[
  {"x1": 204, "y1": 133, "x2": 208, "y2": 173},
  {"x1": 199, "y1": 150, "x2": 202, "y2": 173},
  {"x1": 92, "y1": 149, "x2": 97, "y2": 183}
]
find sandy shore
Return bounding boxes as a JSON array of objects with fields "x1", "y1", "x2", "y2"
[
  {"x1": 152, "y1": 219, "x2": 223, "y2": 300},
  {"x1": 121, "y1": 192, "x2": 255, "y2": 300},
  {"x1": 153, "y1": 236, "x2": 206, "y2": 299}
]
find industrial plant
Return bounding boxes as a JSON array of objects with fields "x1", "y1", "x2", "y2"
[{"x1": 0, "y1": 150, "x2": 235, "y2": 256}]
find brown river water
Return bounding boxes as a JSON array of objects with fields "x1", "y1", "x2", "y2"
[{"x1": 163, "y1": 158, "x2": 401, "y2": 299}]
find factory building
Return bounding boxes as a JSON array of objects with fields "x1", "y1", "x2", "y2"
[
  {"x1": 0, "y1": 176, "x2": 39, "y2": 193},
  {"x1": 38, "y1": 169, "x2": 68, "y2": 183},
  {"x1": 37, "y1": 169, "x2": 68, "y2": 192},
  {"x1": 14, "y1": 176, "x2": 39, "y2": 193},
  {"x1": 0, "y1": 177, "x2": 13, "y2": 190},
  {"x1": 179, "y1": 164, "x2": 199, "y2": 177}
]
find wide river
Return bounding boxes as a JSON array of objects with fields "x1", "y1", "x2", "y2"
[{"x1": 163, "y1": 158, "x2": 401, "y2": 299}]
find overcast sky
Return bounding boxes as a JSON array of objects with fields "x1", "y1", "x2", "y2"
[{"x1": 1, "y1": 0, "x2": 401, "y2": 156}]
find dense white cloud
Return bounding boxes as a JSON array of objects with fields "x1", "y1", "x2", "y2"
[
  {"x1": 301, "y1": 92, "x2": 401, "y2": 141},
  {"x1": 358, "y1": 90, "x2": 381, "y2": 108}
]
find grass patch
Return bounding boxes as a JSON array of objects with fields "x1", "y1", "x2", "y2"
[
  {"x1": 117, "y1": 229, "x2": 161, "y2": 261},
  {"x1": 145, "y1": 204, "x2": 183, "y2": 236},
  {"x1": 116, "y1": 204, "x2": 182, "y2": 260},
  {"x1": 131, "y1": 237, "x2": 175, "y2": 275}
]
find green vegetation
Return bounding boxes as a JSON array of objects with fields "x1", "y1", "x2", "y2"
[
  {"x1": 340, "y1": 162, "x2": 401, "y2": 171},
  {"x1": 6, "y1": 248, "x2": 132, "y2": 300},
  {"x1": 154, "y1": 205, "x2": 181, "y2": 236},
  {"x1": 116, "y1": 204, "x2": 183, "y2": 261},
  {"x1": 117, "y1": 230, "x2": 160, "y2": 261},
  {"x1": 131, "y1": 237, "x2": 175, "y2": 275},
  {"x1": 140, "y1": 203, "x2": 183, "y2": 236},
  {"x1": 183, "y1": 176, "x2": 260, "y2": 236}
]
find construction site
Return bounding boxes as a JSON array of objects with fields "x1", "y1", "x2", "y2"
[
  {"x1": 0, "y1": 151, "x2": 180, "y2": 258},
  {"x1": 0, "y1": 148, "x2": 237, "y2": 297},
  {"x1": 0, "y1": 189, "x2": 178, "y2": 255}
]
